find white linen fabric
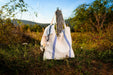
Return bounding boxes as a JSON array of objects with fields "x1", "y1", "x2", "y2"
[{"x1": 40, "y1": 24, "x2": 75, "y2": 60}]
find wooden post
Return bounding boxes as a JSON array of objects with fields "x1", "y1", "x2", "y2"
[{"x1": 55, "y1": 8, "x2": 64, "y2": 36}]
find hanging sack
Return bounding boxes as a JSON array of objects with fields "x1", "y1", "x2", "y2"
[{"x1": 40, "y1": 17, "x2": 75, "y2": 60}]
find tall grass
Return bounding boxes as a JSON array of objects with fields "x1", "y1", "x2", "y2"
[{"x1": 0, "y1": 19, "x2": 113, "y2": 74}]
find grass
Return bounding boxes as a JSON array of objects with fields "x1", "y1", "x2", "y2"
[
  {"x1": 0, "y1": 30, "x2": 113, "y2": 75},
  {"x1": 0, "y1": 46, "x2": 113, "y2": 75}
]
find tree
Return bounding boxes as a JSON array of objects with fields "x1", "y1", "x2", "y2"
[
  {"x1": 0, "y1": 0, "x2": 28, "y2": 19},
  {"x1": 69, "y1": 0, "x2": 113, "y2": 32}
]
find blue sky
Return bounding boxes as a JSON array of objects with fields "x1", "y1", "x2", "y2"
[{"x1": 0, "y1": 0, "x2": 95, "y2": 23}]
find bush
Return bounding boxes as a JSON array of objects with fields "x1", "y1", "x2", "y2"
[
  {"x1": 0, "y1": 43, "x2": 41, "y2": 74},
  {"x1": 72, "y1": 30, "x2": 113, "y2": 51},
  {"x1": 0, "y1": 19, "x2": 23, "y2": 45}
]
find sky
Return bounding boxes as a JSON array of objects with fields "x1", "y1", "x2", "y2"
[{"x1": 0, "y1": 0, "x2": 95, "y2": 23}]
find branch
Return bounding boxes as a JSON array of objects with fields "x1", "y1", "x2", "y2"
[
  {"x1": 101, "y1": 12, "x2": 106, "y2": 28},
  {"x1": 93, "y1": 13, "x2": 100, "y2": 26}
]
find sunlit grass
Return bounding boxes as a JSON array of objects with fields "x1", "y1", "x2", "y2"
[{"x1": 0, "y1": 19, "x2": 113, "y2": 74}]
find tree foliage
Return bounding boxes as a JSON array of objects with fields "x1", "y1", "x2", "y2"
[
  {"x1": 69, "y1": 0, "x2": 113, "y2": 32},
  {"x1": 0, "y1": 0, "x2": 28, "y2": 19},
  {"x1": 21, "y1": 24, "x2": 43, "y2": 32}
]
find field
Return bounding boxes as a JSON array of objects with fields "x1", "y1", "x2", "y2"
[
  {"x1": 0, "y1": 20, "x2": 113, "y2": 75},
  {"x1": 0, "y1": 0, "x2": 113, "y2": 74}
]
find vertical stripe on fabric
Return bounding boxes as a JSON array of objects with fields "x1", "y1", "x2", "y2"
[
  {"x1": 52, "y1": 35, "x2": 57, "y2": 59},
  {"x1": 47, "y1": 25, "x2": 53, "y2": 41},
  {"x1": 63, "y1": 30, "x2": 71, "y2": 57}
]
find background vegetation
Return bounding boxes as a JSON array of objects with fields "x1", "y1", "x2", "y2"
[{"x1": 0, "y1": 0, "x2": 113, "y2": 75}]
